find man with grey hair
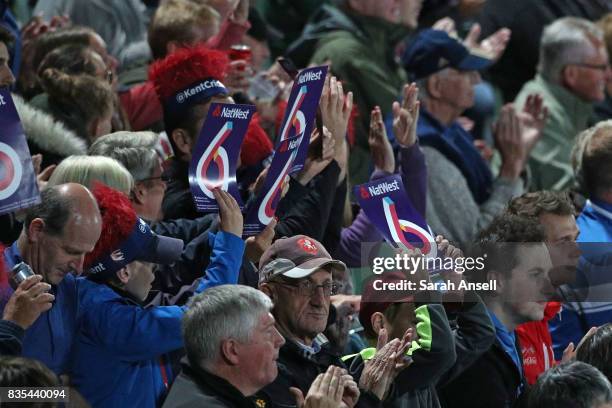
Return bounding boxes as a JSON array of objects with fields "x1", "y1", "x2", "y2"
[
  {"x1": 515, "y1": 17, "x2": 612, "y2": 191},
  {"x1": 89, "y1": 130, "x2": 276, "y2": 295},
  {"x1": 401, "y1": 29, "x2": 545, "y2": 243},
  {"x1": 162, "y1": 284, "x2": 285, "y2": 407},
  {"x1": 89, "y1": 131, "x2": 166, "y2": 222}
]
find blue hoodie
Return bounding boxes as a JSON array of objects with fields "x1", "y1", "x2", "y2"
[{"x1": 69, "y1": 231, "x2": 244, "y2": 407}]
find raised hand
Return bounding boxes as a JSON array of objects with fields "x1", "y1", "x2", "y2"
[
  {"x1": 320, "y1": 75, "x2": 353, "y2": 147},
  {"x1": 214, "y1": 188, "x2": 243, "y2": 237},
  {"x1": 562, "y1": 326, "x2": 598, "y2": 363},
  {"x1": 245, "y1": 218, "x2": 276, "y2": 263},
  {"x1": 369, "y1": 106, "x2": 395, "y2": 173},
  {"x1": 225, "y1": 60, "x2": 253, "y2": 93},
  {"x1": 464, "y1": 24, "x2": 511, "y2": 62},
  {"x1": 392, "y1": 83, "x2": 420, "y2": 148},
  {"x1": 432, "y1": 17, "x2": 457, "y2": 36},
  {"x1": 359, "y1": 328, "x2": 400, "y2": 400},
  {"x1": 291, "y1": 366, "x2": 347, "y2": 408},
  {"x1": 495, "y1": 104, "x2": 525, "y2": 180},
  {"x1": 517, "y1": 93, "x2": 548, "y2": 154},
  {"x1": 3, "y1": 275, "x2": 54, "y2": 330}
]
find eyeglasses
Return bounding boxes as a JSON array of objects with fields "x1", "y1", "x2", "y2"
[
  {"x1": 275, "y1": 280, "x2": 339, "y2": 297},
  {"x1": 568, "y1": 62, "x2": 610, "y2": 71}
]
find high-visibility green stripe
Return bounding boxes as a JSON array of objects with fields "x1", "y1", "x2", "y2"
[{"x1": 414, "y1": 305, "x2": 432, "y2": 352}]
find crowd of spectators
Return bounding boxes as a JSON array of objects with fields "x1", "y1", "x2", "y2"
[{"x1": 0, "y1": 0, "x2": 611, "y2": 407}]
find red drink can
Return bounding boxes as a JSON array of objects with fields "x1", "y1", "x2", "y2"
[{"x1": 229, "y1": 44, "x2": 252, "y2": 62}]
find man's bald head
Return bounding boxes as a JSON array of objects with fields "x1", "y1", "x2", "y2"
[
  {"x1": 21, "y1": 183, "x2": 102, "y2": 282},
  {"x1": 24, "y1": 183, "x2": 101, "y2": 237}
]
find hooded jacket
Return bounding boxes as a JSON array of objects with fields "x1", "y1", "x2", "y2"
[{"x1": 13, "y1": 94, "x2": 87, "y2": 168}]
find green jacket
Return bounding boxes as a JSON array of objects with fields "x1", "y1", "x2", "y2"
[
  {"x1": 292, "y1": 5, "x2": 408, "y2": 184},
  {"x1": 515, "y1": 75, "x2": 593, "y2": 191}
]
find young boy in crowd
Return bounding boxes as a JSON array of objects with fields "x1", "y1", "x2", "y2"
[{"x1": 70, "y1": 184, "x2": 245, "y2": 407}]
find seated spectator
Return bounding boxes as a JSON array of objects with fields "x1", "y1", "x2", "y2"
[
  {"x1": 91, "y1": 129, "x2": 283, "y2": 295},
  {"x1": 550, "y1": 120, "x2": 612, "y2": 358},
  {"x1": 507, "y1": 191, "x2": 580, "y2": 384},
  {"x1": 35, "y1": 43, "x2": 110, "y2": 89},
  {"x1": 438, "y1": 214, "x2": 555, "y2": 408},
  {"x1": 38, "y1": 68, "x2": 114, "y2": 142},
  {"x1": 21, "y1": 25, "x2": 118, "y2": 101},
  {"x1": 88, "y1": 131, "x2": 167, "y2": 219},
  {"x1": 150, "y1": 44, "x2": 333, "y2": 238},
  {"x1": 515, "y1": 17, "x2": 611, "y2": 191},
  {"x1": 258, "y1": 235, "x2": 395, "y2": 406},
  {"x1": 149, "y1": 45, "x2": 233, "y2": 220},
  {"x1": 353, "y1": 237, "x2": 494, "y2": 407},
  {"x1": 577, "y1": 323, "x2": 612, "y2": 383},
  {"x1": 0, "y1": 184, "x2": 102, "y2": 376},
  {"x1": 47, "y1": 155, "x2": 134, "y2": 195},
  {"x1": 290, "y1": 0, "x2": 419, "y2": 183},
  {"x1": 403, "y1": 29, "x2": 543, "y2": 243},
  {"x1": 163, "y1": 284, "x2": 284, "y2": 407},
  {"x1": 120, "y1": 0, "x2": 221, "y2": 130},
  {"x1": 70, "y1": 184, "x2": 245, "y2": 407},
  {"x1": 33, "y1": 0, "x2": 149, "y2": 68},
  {"x1": 528, "y1": 361, "x2": 612, "y2": 408},
  {"x1": 477, "y1": 0, "x2": 612, "y2": 103}
]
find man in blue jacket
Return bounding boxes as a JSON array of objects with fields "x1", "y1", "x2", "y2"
[
  {"x1": 70, "y1": 183, "x2": 245, "y2": 407},
  {"x1": 550, "y1": 120, "x2": 612, "y2": 358},
  {"x1": 0, "y1": 183, "x2": 102, "y2": 376}
]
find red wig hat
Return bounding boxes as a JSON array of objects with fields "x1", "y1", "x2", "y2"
[
  {"x1": 149, "y1": 45, "x2": 230, "y2": 112},
  {"x1": 84, "y1": 184, "x2": 183, "y2": 280}
]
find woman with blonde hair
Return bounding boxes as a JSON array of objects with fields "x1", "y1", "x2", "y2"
[{"x1": 47, "y1": 155, "x2": 133, "y2": 195}]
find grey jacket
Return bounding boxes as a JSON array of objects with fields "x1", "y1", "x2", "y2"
[{"x1": 423, "y1": 146, "x2": 523, "y2": 244}]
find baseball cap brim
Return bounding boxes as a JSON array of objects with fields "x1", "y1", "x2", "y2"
[
  {"x1": 139, "y1": 234, "x2": 184, "y2": 265},
  {"x1": 456, "y1": 50, "x2": 493, "y2": 72},
  {"x1": 281, "y1": 258, "x2": 347, "y2": 280}
]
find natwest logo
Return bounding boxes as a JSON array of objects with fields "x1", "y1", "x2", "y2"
[
  {"x1": 221, "y1": 107, "x2": 249, "y2": 119},
  {"x1": 298, "y1": 70, "x2": 323, "y2": 84},
  {"x1": 367, "y1": 180, "x2": 400, "y2": 197}
]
